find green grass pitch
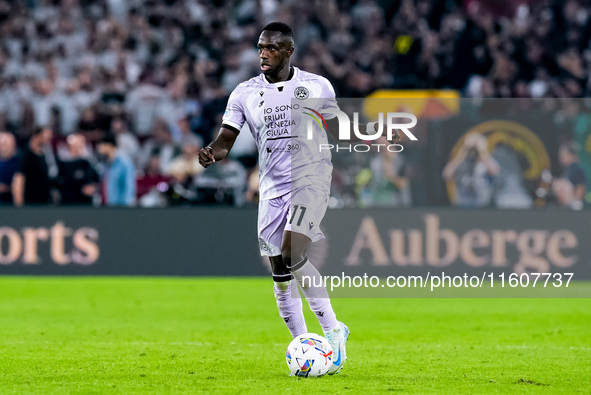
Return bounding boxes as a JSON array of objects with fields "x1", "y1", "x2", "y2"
[{"x1": 0, "y1": 277, "x2": 589, "y2": 394}]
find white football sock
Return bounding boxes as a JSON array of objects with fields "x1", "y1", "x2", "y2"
[
  {"x1": 273, "y1": 278, "x2": 307, "y2": 338},
  {"x1": 291, "y1": 259, "x2": 339, "y2": 332}
]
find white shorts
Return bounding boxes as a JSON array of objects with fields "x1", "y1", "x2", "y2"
[{"x1": 257, "y1": 186, "x2": 329, "y2": 256}]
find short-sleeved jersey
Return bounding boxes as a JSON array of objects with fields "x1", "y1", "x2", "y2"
[{"x1": 222, "y1": 67, "x2": 338, "y2": 200}]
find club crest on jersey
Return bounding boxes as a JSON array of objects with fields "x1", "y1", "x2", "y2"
[{"x1": 294, "y1": 86, "x2": 309, "y2": 100}]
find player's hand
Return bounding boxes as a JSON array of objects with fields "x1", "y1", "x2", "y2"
[{"x1": 198, "y1": 147, "x2": 216, "y2": 168}]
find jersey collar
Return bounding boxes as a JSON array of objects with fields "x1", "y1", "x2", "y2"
[{"x1": 262, "y1": 66, "x2": 297, "y2": 86}]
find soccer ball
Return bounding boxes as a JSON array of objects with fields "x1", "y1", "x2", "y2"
[{"x1": 286, "y1": 333, "x2": 333, "y2": 377}]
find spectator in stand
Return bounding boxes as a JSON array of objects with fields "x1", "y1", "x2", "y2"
[
  {"x1": 56, "y1": 134, "x2": 99, "y2": 205},
  {"x1": 29, "y1": 79, "x2": 56, "y2": 129},
  {"x1": 1, "y1": 77, "x2": 26, "y2": 135},
  {"x1": 77, "y1": 107, "x2": 103, "y2": 144},
  {"x1": 54, "y1": 79, "x2": 83, "y2": 136},
  {"x1": 196, "y1": 157, "x2": 247, "y2": 206},
  {"x1": 178, "y1": 116, "x2": 204, "y2": 149},
  {"x1": 165, "y1": 140, "x2": 204, "y2": 186},
  {"x1": 110, "y1": 116, "x2": 140, "y2": 167},
  {"x1": 357, "y1": 137, "x2": 412, "y2": 208},
  {"x1": 97, "y1": 134, "x2": 135, "y2": 207},
  {"x1": 12, "y1": 126, "x2": 53, "y2": 206},
  {"x1": 553, "y1": 141, "x2": 587, "y2": 210},
  {"x1": 158, "y1": 79, "x2": 190, "y2": 143},
  {"x1": 136, "y1": 154, "x2": 172, "y2": 208},
  {"x1": 138, "y1": 119, "x2": 181, "y2": 174},
  {"x1": 0, "y1": 132, "x2": 19, "y2": 205},
  {"x1": 125, "y1": 70, "x2": 167, "y2": 138},
  {"x1": 443, "y1": 133, "x2": 500, "y2": 208}
]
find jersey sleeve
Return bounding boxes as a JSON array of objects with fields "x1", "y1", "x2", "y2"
[
  {"x1": 320, "y1": 78, "x2": 339, "y2": 120},
  {"x1": 221, "y1": 86, "x2": 246, "y2": 134}
]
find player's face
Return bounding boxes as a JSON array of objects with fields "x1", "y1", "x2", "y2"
[{"x1": 258, "y1": 31, "x2": 293, "y2": 76}]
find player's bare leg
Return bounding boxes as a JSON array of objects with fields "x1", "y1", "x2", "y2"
[
  {"x1": 282, "y1": 230, "x2": 349, "y2": 374},
  {"x1": 269, "y1": 255, "x2": 307, "y2": 338}
]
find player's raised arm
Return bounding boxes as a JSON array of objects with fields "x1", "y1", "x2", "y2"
[{"x1": 198, "y1": 127, "x2": 239, "y2": 168}]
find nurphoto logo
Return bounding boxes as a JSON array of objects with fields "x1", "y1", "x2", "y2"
[{"x1": 303, "y1": 108, "x2": 418, "y2": 152}]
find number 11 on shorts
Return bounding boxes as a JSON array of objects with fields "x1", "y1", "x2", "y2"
[{"x1": 290, "y1": 205, "x2": 307, "y2": 226}]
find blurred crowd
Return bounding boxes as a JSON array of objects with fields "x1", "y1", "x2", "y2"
[{"x1": 0, "y1": 0, "x2": 589, "y2": 208}]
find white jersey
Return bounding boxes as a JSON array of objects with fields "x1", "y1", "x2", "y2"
[{"x1": 222, "y1": 67, "x2": 338, "y2": 200}]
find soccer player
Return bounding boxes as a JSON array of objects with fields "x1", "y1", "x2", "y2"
[{"x1": 199, "y1": 22, "x2": 395, "y2": 374}]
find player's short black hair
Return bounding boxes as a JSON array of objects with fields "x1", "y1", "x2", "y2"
[{"x1": 262, "y1": 22, "x2": 293, "y2": 39}]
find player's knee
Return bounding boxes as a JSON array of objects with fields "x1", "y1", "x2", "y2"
[
  {"x1": 280, "y1": 250, "x2": 292, "y2": 268},
  {"x1": 269, "y1": 255, "x2": 290, "y2": 276},
  {"x1": 281, "y1": 251, "x2": 307, "y2": 272},
  {"x1": 282, "y1": 248, "x2": 306, "y2": 271},
  {"x1": 282, "y1": 249, "x2": 303, "y2": 268}
]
